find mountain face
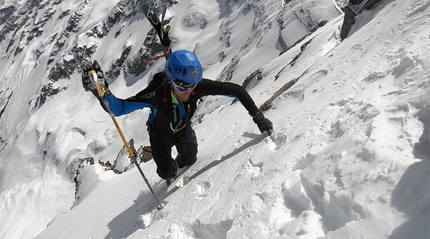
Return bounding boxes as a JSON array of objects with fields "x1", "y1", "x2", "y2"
[
  {"x1": 0, "y1": 0, "x2": 341, "y2": 170},
  {"x1": 6, "y1": 0, "x2": 427, "y2": 239},
  {"x1": 0, "y1": 0, "x2": 342, "y2": 237}
]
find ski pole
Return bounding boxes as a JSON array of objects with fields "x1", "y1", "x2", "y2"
[
  {"x1": 83, "y1": 61, "x2": 164, "y2": 210},
  {"x1": 129, "y1": 140, "x2": 164, "y2": 210}
]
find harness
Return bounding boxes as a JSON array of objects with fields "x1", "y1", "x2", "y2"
[
  {"x1": 146, "y1": 75, "x2": 196, "y2": 134},
  {"x1": 169, "y1": 91, "x2": 191, "y2": 133}
]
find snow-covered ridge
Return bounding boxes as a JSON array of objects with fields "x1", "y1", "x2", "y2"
[{"x1": 1, "y1": 0, "x2": 429, "y2": 238}]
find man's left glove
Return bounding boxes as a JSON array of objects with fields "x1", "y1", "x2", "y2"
[
  {"x1": 81, "y1": 60, "x2": 109, "y2": 98},
  {"x1": 253, "y1": 112, "x2": 273, "y2": 135}
]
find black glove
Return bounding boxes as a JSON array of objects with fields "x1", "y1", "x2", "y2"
[
  {"x1": 81, "y1": 60, "x2": 108, "y2": 97},
  {"x1": 253, "y1": 112, "x2": 273, "y2": 135}
]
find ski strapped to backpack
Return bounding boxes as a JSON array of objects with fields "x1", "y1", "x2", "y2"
[
  {"x1": 81, "y1": 60, "x2": 165, "y2": 210},
  {"x1": 142, "y1": 4, "x2": 172, "y2": 63}
]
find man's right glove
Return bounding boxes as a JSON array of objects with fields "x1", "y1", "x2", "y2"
[
  {"x1": 81, "y1": 60, "x2": 109, "y2": 98},
  {"x1": 253, "y1": 112, "x2": 273, "y2": 136}
]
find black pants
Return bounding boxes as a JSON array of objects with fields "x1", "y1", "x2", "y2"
[{"x1": 149, "y1": 129, "x2": 198, "y2": 179}]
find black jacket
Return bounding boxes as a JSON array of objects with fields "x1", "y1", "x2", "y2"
[{"x1": 105, "y1": 72, "x2": 260, "y2": 142}]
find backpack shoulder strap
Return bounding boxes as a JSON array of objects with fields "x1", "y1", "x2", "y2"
[{"x1": 132, "y1": 72, "x2": 168, "y2": 100}]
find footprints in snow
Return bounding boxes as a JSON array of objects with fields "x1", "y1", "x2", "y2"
[
  {"x1": 282, "y1": 175, "x2": 366, "y2": 234},
  {"x1": 138, "y1": 179, "x2": 233, "y2": 238},
  {"x1": 139, "y1": 214, "x2": 234, "y2": 239},
  {"x1": 193, "y1": 181, "x2": 212, "y2": 201}
]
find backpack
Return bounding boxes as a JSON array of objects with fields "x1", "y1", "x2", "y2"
[{"x1": 131, "y1": 72, "x2": 170, "y2": 104}]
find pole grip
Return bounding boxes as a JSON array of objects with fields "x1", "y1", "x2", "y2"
[
  {"x1": 88, "y1": 69, "x2": 136, "y2": 158},
  {"x1": 88, "y1": 70, "x2": 105, "y2": 97}
]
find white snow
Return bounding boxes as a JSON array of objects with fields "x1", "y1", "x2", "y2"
[{"x1": 0, "y1": 0, "x2": 429, "y2": 239}]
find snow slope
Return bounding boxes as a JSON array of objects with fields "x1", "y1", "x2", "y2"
[{"x1": 0, "y1": 0, "x2": 429, "y2": 238}]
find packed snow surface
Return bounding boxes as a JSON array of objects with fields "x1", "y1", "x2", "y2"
[{"x1": 0, "y1": 0, "x2": 428, "y2": 238}]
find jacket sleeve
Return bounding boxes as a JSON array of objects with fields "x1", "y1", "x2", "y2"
[
  {"x1": 195, "y1": 79, "x2": 260, "y2": 116},
  {"x1": 104, "y1": 94, "x2": 153, "y2": 116},
  {"x1": 102, "y1": 73, "x2": 169, "y2": 116}
]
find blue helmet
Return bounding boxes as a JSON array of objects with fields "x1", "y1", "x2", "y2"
[{"x1": 164, "y1": 50, "x2": 203, "y2": 84}]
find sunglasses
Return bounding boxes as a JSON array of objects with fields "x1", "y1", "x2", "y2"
[{"x1": 171, "y1": 80, "x2": 197, "y2": 92}]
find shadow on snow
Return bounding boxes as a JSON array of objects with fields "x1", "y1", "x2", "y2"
[{"x1": 104, "y1": 132, "x2": 266, "y2": 238}]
